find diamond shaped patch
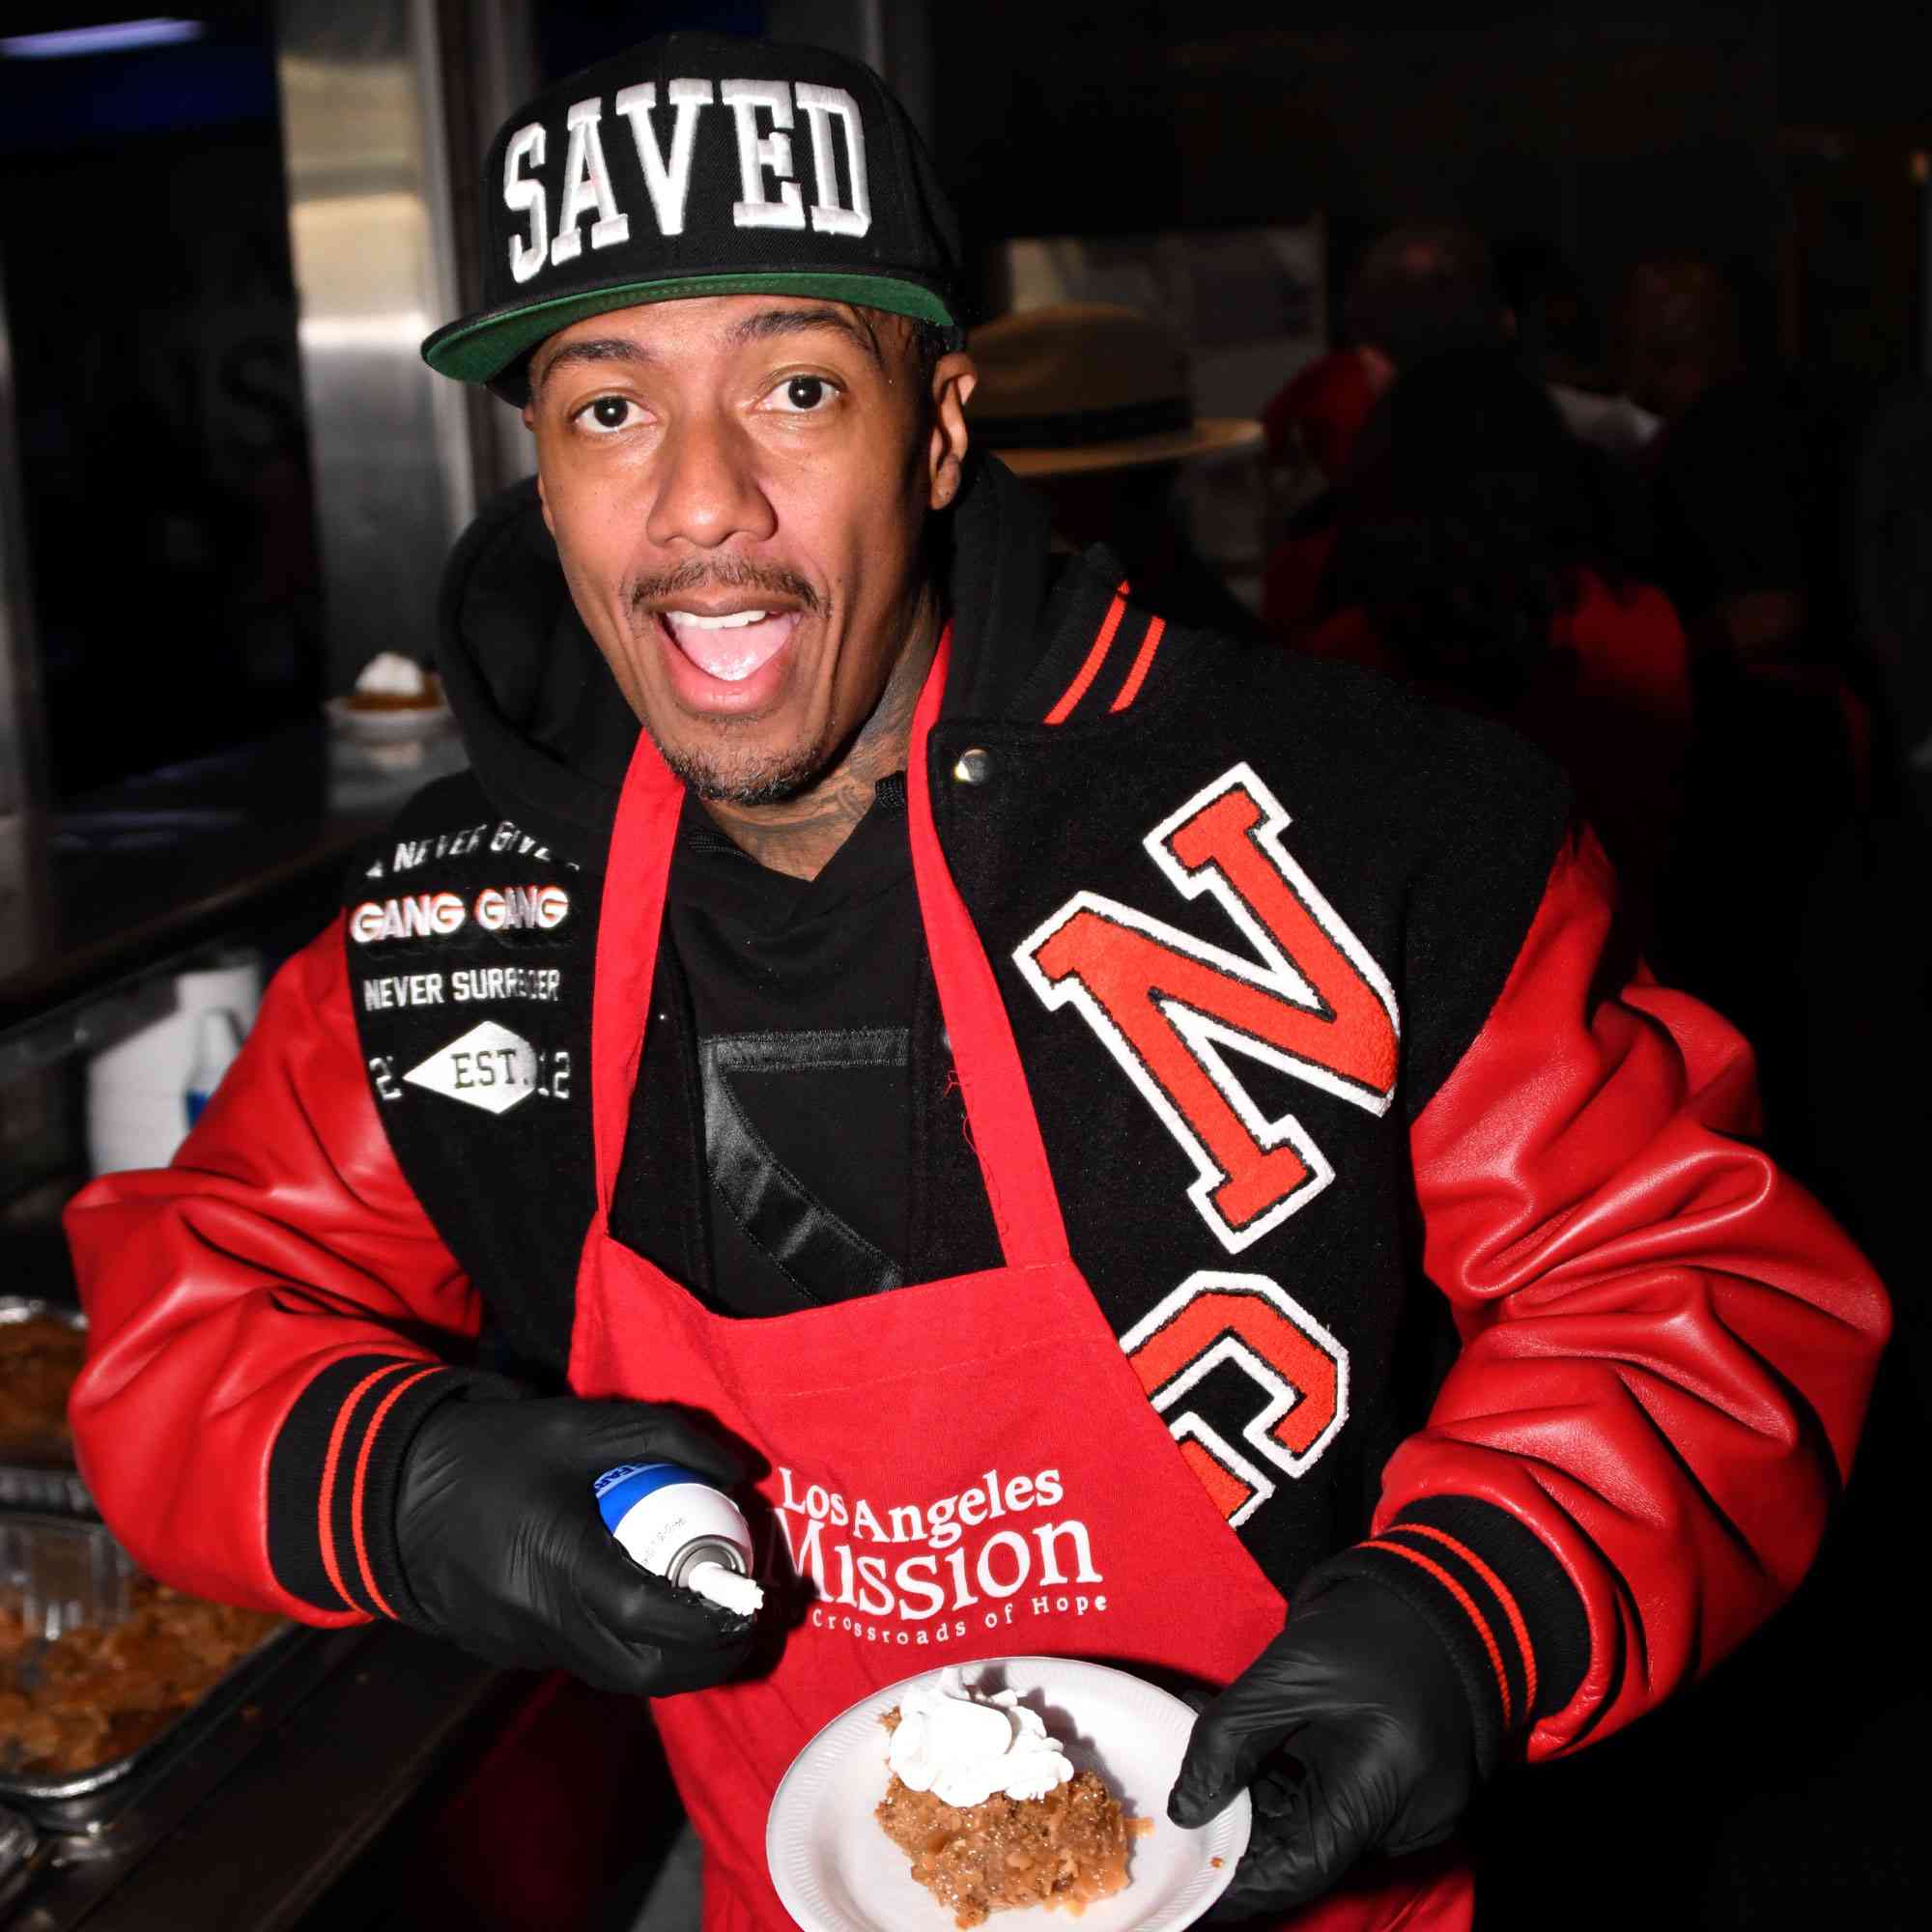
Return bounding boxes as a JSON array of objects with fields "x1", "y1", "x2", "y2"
[{"x1": 404, "y1": 1021, "x2": 539, "y2": 1115}]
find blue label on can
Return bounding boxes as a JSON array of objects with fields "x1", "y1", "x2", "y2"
[{"x1": 593, "y1": 1461, "x2": 702, "y2": 1532}]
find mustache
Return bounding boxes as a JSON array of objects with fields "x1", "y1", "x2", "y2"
[{"x1": 631, "y1": 557, "x2": 820, "y2": 613}]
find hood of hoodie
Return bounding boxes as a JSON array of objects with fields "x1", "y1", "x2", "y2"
[{"x1": 432, "y1": 452, "x2": 1119, "y2": 867}]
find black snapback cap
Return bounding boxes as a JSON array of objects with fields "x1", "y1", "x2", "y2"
[{"x1": 422, "y1": 31, "x2": 965, "y2": 390}]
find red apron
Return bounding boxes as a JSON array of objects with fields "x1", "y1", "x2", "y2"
[{"x1": 567, "y1": 632, "x2": 1474, "y2": 1932}]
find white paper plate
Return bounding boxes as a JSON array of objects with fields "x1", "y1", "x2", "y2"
[{"x1": 766, "y1": 1656, "x2": 1249, "y2": 1932}]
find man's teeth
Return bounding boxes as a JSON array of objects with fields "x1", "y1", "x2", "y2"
[{"x1": 667, "y1": 609, "x2": 769, "y2": 631}]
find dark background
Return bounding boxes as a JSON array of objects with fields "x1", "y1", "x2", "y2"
[{"x1": 9, "y1": 1, "x2": 1932, "y2": 793}]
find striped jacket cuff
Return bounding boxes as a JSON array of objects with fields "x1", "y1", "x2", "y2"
[
  {"x1": 267, "y1": 1355, "x2": 478, "y2": 1620},
  {"x1": 1310, "y1": 1496, "x2": 1590, "y2": 1771}
]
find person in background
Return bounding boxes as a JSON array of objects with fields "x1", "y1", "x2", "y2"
[
  {"x1": 1261, "y1": 346, "x2": 1379, "y2": 508},
  {"x1": 1499, "y1": 238, "x2": 1662, "y2": 460},
  {"x1": 1856, "y1": 377, "x2": 1932, "y2": 813},
  {"x1": 1619, "y1": 250, "x2": 1871, "y2": 773},
  {"x1": 1294, "y1": 348, "x2": 1690, "y2": 947},
  {"x1": 967, "y1": 302, "x2": 1269, "y2": 640},
  {"x1": 62, "y1": 30, "x2": 1888, "y2": 1932},
  {"x1": 1619, "y1": 253, "x2": 1816, "y2": 669},
  {"x1": 1619, "y1": 253, "x2": 1874, "y2": 1126},
  {"x1": 1258, "y1": 347, "x2": 1379, "y2": 628},
  {"x1": 1341, "y1": 225, "x2": 1514, "y2": 381},
  {"x1": 1262, "y1": 226, "x2": 1512, "y2": 639},
  {"x1": 1496, "y1": 239, "x2": 1605, "y2": 395}
]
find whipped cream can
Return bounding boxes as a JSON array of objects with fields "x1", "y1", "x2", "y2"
[{"x1": 593, "y1": 1462, "x2": 764, "y2": 1616}]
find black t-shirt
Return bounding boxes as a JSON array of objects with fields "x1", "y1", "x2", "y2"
[{"x1": 663, "y1": 774, "x2": 921, "y2": 1319}]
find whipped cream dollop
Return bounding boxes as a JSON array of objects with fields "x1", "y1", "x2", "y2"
[
  {"x1": 684, "y1": 1558, "x2": 764, "y2": 1617},
  {"x1": 354, "y1": 651, "x2": 431, "y2": 696},
  {"x1": 887, "y1": 1668, "x2": 1074, "y2": 1807}
]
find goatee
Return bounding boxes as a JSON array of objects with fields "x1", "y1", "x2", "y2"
[{"x1": 657, "y1": 733, "x2": 831, "y2": 806}]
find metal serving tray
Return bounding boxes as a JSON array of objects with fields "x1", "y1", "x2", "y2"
[
  {"x1": 0, "y1": 1293, "x2": 327, "y2": 1862},
  {"x1": 0, "y1": 1297, "x2": 92, "y2": 1517},
  {"x1": 0, "y1": 1605, "x2": 314, "y2": 1840}
]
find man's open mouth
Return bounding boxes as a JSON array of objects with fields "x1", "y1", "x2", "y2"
[{"x1": 658, "y1": 607, "x2": 802, "y2": 684}]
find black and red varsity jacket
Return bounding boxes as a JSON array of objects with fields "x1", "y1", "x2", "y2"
[{"x1": 65, "y1": 457, "x2": 1889, "y2": 1769}]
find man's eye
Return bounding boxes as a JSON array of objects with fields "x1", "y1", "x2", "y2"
[
  {"x1": 767, "y1": 374, "x2": 838, "y2": 413},
  {"x1": 582, "y1": 396, "x2": 638, "y2": 433}
]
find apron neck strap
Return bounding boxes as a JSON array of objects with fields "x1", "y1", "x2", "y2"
[
  {"x1": 588, "y1": 626, "x2": 1072, "y2": 1273},
  {"x1": 588, "y1": 721, "x2": 685, "y2": 1215}
]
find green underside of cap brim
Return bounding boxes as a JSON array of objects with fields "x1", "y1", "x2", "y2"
[{"x1": 422, "y1": 271, "x2": 957, "y2": 384}]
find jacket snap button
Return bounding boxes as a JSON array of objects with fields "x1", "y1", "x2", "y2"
[{"x1": 952, "y1": 748, "x2": 991, "y2": 785}]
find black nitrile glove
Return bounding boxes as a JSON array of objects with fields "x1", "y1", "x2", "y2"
[
  {"x1": 394, "y1": 1389, "x2": 756, "y2": 1695},
  {"x1": 1168, "y1": 1574, "x2": 1482, "y2": 1920}
]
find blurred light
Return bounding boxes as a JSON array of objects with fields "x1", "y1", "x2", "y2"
[
  {"x1": 0, "y1": 18, "x2": 205, "y2": 60},
  {"x1": 298, "y1": 314, "x2": 435, "y2": 352}
]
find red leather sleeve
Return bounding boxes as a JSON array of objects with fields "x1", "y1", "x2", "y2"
[
  {"x1": 65, "y1": 918, "x2": 483, "y2": 1625},
  {"x1": 1378, "y1": 828, "x2": 1889, "y2": 1758}
]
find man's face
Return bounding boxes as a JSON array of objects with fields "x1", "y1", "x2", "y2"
[{"x1": 527, "y1": 295, "x2": 971, "y2": 803}]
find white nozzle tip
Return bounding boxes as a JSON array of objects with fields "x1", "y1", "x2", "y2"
[{"x1": 689, "y1": 1560, "x2": 764, "y2": 1616}]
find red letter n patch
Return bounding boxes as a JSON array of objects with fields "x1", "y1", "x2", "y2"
[{"x1": 1014, "y1": 764, "x2": 1399, "y2": 1252}]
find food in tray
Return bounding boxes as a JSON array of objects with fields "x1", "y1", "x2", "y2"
[
  {"x1": 0, "y1": 1317, "x2": 88, "y2": 1462},
  {"x1": 344, "y1": 650, "x2": 443, "y2": 713},
  {"x1": 0, "y1": 1578, "x2": 281, "y2": 1778},
  {"x1": 874, "y1": 1667, "x2": 1146, "y2": 1927}
]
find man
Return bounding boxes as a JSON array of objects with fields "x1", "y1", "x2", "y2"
[
  {"x1": 1262, "y1": 226, "x2": 1514, "y2": 639},
  {"x1": 1264, "y1": 225, "x2": 1510, "y2": 501},
  {"x1": 1616, "y1": 252, "x2": 1871, "y2": 1170},
  {"x1": 66, "y1": 33, "x2": 1887, "y2": 1932},
  {"x1": 1618, "y1": 252, "x2": 1814, "y2": 668}
]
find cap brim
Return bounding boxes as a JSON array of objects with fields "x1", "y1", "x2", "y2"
[
  {"x1": 423, "y1": 271, "x2": 959, "y2": 384},
  {"x1": 987, "y1": 417, "x2": 1265, "y2": 479}
]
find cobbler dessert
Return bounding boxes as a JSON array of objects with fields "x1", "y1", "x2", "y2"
[
  {"x1": 0, "y1": 1579, "x2": 281, "y2": 1776},
  {"x1": 345, "y1": 651, "x2": 442, "y2": 712},
  {"x1": 874, "y1": 1669, "x2": 1146, "y2": 1927},
  {"x1": 0, "y1": 1315, "x2": 87, "y2": 1461}
]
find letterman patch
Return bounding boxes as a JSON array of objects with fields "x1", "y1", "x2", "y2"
[
  {"x1": 1121, "y1": 1270, "x2": 1350, "y2": 1522},
  {"x1": 349, "y1": 883, "x2": 570, "y2": 946},
  {"x1": 1015, "y1": 763, "x2": 1399, "y2": 1252},
  {"x1": 359, "y1": 968, "x2": 565, "y2": 1011},
  {"x1": 351, "y1": 892, "x2": 467, "y2": 945},
  {"x1": 362, "y1": 972, "x2": 447, "y2": 1011},
  {"x1": 386, "y1": 818, "x2": 556, "y2": 874},
  {"x1": 474, "y1": 883, "x2": 570, "y2": 932},
  {"x1": 402, "y1": 1021, "x2": 572, "y2": 1113},
  {"x1": 452, "y1": 966, "x2": 563, "y2": 1004}
]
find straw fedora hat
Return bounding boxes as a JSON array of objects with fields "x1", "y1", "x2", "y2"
[{"x1": 967, "y1": 303, "x2": 1264, "y2": 478}]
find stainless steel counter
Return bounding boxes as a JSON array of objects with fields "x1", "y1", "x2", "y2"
[{"x1": 0, "y1": 723, "x2": 465, "y2": 1077}]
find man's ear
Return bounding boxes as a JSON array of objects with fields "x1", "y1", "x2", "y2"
[
  {"x1": 927, "y1": 353, "x2": 977, "y2": 511},
  {"x1": 532, "y1": 460, "x2": 554, "y2": 534}
]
